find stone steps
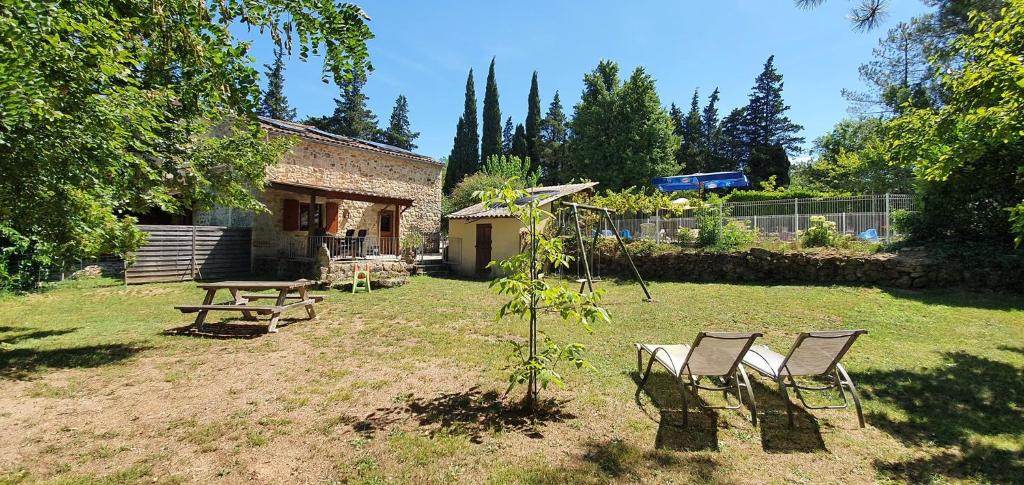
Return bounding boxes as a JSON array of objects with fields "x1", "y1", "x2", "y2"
[{"x1": 415, "y1": 260, "x2": 449, "y2": 277}]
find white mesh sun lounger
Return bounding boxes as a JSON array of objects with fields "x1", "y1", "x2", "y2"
[
  {"x1": 635, "y1": 332, "x2": 763, "y2": 426},
  {"x1": 742, "y1": 330, "x2": 867, "y2": 428}
]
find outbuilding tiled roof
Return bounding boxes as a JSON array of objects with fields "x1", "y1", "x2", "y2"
[
  {"x1": 447, "y1": 182, "x2": 599, "y2": 220},
  {"x1": 259, "y1": 116, "x2": 441, "y2": 166}
]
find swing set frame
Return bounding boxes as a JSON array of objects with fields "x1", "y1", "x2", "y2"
[{"x1": 556, "y1": 201, "x2": 653, "y2": 302}]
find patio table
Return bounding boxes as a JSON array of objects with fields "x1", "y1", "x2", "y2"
[{"x1": 174, "y1": 280, "x2": 323, "y2": 333}]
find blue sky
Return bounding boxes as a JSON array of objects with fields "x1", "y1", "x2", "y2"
[{"x1": 241, "y1": 0, "x2": 931, "y2": 160}]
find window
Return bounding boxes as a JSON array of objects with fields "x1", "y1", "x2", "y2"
[{"x1": 299, "y1": 203, "x2": 324, "y2": 231}]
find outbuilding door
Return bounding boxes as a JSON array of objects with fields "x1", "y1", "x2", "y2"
[{"x1": 475, "y1": 224, "x2": 492, "y2": 275}]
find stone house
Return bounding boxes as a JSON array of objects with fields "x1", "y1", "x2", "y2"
[
  {"x1": 446, "y1": 182, "x2": 597, "y2": 277},
  {"x1": 248, "y1": 117, "x2": 443, "y2": 272}
]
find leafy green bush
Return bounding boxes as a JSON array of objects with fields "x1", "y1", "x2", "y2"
[
  {"x1": 482, "y1": 155, "x2": 538, "y2": 187},
  {"x1": 675, "y1": 227, "x2": 695, "y2": 247},
  {"x1": 1, "y1": 225, "x2": 52, "y2": 292},
  {"x1": 695, "y1": 205, "x2": 723, "y2": 247},
  {"x1": 718, "y1": 220, "x2": 756, "y2": 250},
  {"x1": 800, "y1": 216, "x2": 847, "y2": 248},
  {"x1": 443, "y1": 172, "x2": 518, "y2": 217}
]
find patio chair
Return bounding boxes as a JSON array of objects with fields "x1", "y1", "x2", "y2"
[
  {"x1": 741, "y1": 330, "x2": 867, "y2": 428},
  {"x1": 635, "y1": 332, "x2": 763, "y2": 426},
  {"x1": 355, "y1": 229, "x2": 367, "y2": 257}
]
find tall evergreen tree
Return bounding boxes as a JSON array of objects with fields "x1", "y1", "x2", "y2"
[
  {"x1": 525, "y1": 71, "x2": 543, "y2": 174},
  {"x1": 718, "y1": 107, "x2": 748, "y2": 171},
  {"x1": 258, "y1": 45, "x2": 297, "y2": 121},
  {"x1": 741, "y1": 56, "x2": 804, "y2": 185},
  {"x1": 442, "y1": 69, "x2": 480, "y2": 194},
  {"x1": 383, "y1": 95, "x2": 420, "y2": 150},
  {"x1": 502, "y1": 117, "x2": 515, "y2": 155},
  {"x1": 680, "y1": 89, "x2": 703, "y2": 173},
  {"x1": 304, "y1": 70, "x2": 379, "y2": 140},
  {"x1": 701, "y1": 87, "x2": 723, "y2": 171},
  {"x1": 481, "y1": 58, "x2": 503, "y2": 162},
  {"x1": 540, "y1": 91, "x2": 569, "y2": 184},
  {"x1": 511, "y1": 123, "x2": 529, "y2": 162},
  {"x1": 568, "y1": 61, "x2": 678, "y2": 190}
]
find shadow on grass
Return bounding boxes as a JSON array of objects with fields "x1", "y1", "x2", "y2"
[
  {"x1": 352, "y1": 386, "x2": 574, "y2": 443},
  {"x1": 860, "y1": 351, "x2": 1024, "y2": 484},
  {"x1": 162, "y1": 317, "x2": 302, "y2": 340},
  {"x1": 747, "y1": 379, "x2": 828, "y2": 453},
  {"x1": 629, "y1": 370, "x2": 719, "y2": 452},
  {"x1": 0, "y1": 343, "x2": 147, "y2": 380},
  {"x1": 879, "y1": 287, "x2": 1024, "y2": 311},
  {"x1": 581, "y1": 438, "x2": 719, "y2": 480},
  {"x1": 0, "y1": 327, "x2": 79, "y2": 345}
]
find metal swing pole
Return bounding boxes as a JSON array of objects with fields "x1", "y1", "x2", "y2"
[
  {"x1": 571, "y1": 204, "x2": 595, "y2": 294},
  {"x1": 602, "y1": 208, "x2": 653, "y2": 302}
]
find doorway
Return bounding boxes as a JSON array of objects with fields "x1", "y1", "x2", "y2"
[
  {"x1": 379, "y1": 209, "x2": 396, "y2": 255},
  {"x1": 475, "y1": 224, "x2": 492, "y2": 276}
]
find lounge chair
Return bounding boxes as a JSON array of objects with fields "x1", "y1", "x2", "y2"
[
  {"x1": 741, "y1": 330, "x2": 867, "y2": 428},
  {"x1": 635, "y1": 332, "x2": 763, "y2": 426}
]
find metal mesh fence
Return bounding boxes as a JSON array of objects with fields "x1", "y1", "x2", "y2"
[{"x1": 606, "y1": 194, "x2": 915, "y2": 243}]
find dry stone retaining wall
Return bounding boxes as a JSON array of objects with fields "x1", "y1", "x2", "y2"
[{"x1": 598, "y1": 247, "x2": 1023, "y2": 292}]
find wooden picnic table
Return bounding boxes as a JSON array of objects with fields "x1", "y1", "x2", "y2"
[{"x1": 174, "y1": 280, "x2": 323, "y2": 333}]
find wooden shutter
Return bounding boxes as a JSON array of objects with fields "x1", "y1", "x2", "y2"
[
  {"x1": 283, "y1": 199, "x2": 299, "y2": 231},
  {"x1": 325, "y1": 202, "x2": 339, "y2": 233}
]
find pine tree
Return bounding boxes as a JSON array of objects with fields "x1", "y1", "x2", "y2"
[
  {"x1": 701, "y1": 87, "x2": 723, "y2": 171},
  {"x1": 741, "y1": 55, "x2": 804, "y2": 186},
  {"x1": 540, "y1": 91, "x2": 569, "y2": 184},
  {"x1": 258, "y1": 45, "x2": 297, "y2": 121},
  {"x1": 569, "y1": 61, "x2": 678, "y2": 190},
  {"x1": 442, "y1": 69, "x2": 480, "y2": 194},
  {"x1": 525, "y1": 71, "x2": 542, "y2": 175},
  {"x1": 680, "y1": 89, "x2": 703, "y2": 173},
  {"x1": 511, "y1": 123, "x2": 529, "y2": 162},
  {"x1": 718, "y1": 107, "x2": 747, "y2": 172},
  {"x1": 383, "y1": 95, "x2": 420, "y2": 150},
  {"x1": 481, "y1": 58, "x2": 503, "y2": 162},
  {"x1": 502, "y1": 117, "x2": 515, "y2": 155},
  {"x1": 304, "y1": 70, "x2": 379, "y2": 140}
]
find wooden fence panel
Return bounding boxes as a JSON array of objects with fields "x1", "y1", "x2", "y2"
[{"x1": 125, "y1": 225, "x2": 251, "y2": 284}]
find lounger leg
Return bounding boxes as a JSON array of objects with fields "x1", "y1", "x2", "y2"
[
  {"x1": 837, "y1": 364, "x2": 865, "y2": 428},
  {"x1": 635, "y1": 349, "x2": 657, "y2": 398},
  {"x1": 777, "y1": 375, "x2": 795, "y2": 427},
  {"x1": 738, "y1": 366, "x2": 758, "y2": 427},
  {"x1": 677, "y1": 378, "x2": 689, "y2": 427}
]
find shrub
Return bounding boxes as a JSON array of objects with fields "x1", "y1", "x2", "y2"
[
  {"x1": 675, "y1": 227, "x2": 695, "y2": 247},
  {"x1": 800, "y1": 216, "x2": 847, "y2": 248},
  {"x1": 0, "y1": 224, "x2": 52, "y2": 292},
  {"x1": 443, "y1": 172, "x2": 517, "y2": 217},
  {"x1": 719, "y1": 220, "x2": 755, "y2": 250},
  {"x1": 695, "y1": 205, "x2": 723, "y2": 248}
]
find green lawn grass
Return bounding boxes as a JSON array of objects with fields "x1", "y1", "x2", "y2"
[{"x1": 0, "y1": 276, "x2": 1021, "y2": 484}]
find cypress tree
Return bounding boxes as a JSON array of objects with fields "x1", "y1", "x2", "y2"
[
  {"x1": 502, "y1": 117, "x2": 514, "y2": 155},
  {"x1": 719, "y1": 107, "x2": 748, "y2": 172},
  {"x1": 540, "y1": 91, "x2": 569, "y2": 184},
  {"x1": 525, "y1": 71, "x2": 542, "y2": 174},
  {"x1": 442, "y1": 69, "x2": 480, "y2": 194},
  {"x1": 511, "y1": 123, "x2": 529, "y2": 162},
  {"x1": 741, "y1": 55, "x2": 804, "y2": 185},
  {"x1": 481, "y1": 58, "x2": 503, "y2": 162},
  {"x1": 259, "y1": 45, "x2": 297, "y2": 121},
  {"x1": 383, "y1": 95, "x2": 420, "y2": 150}
]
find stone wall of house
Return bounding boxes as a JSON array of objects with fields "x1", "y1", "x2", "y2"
[
  {"x1": 252, "y1": 137, "x2": 443, "y2": 258},
  {"x1": 597, "y1": 247, "x2": 1024, "y2": 292}
]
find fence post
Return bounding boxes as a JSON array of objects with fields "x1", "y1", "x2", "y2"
[
  {"x1": 655, "y1": 209, "x2": 661, "y2": 243},
  {"x1": 190, "y1": 225, "x2": 197, "y2": 280},
  {"x1": 793, "y1": 198, "x2": 799, "y2": 234},
  {"x1": 885, "y1": 192, "x2": 892, "y2": 242}
]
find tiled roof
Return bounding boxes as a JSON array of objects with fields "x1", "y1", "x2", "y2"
[
  {"x1": 258, "y1": 116, "x2": 441, "y2": 165},
  {"x1": 447, "y1": 182, "x2": 599, "y2": 219}
]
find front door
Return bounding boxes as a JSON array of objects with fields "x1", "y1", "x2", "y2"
[
  {"x1": 379, "y1": 209, "x2": 395, "y2": 254},
  {"x1": 475, "y1": 224, "x2": 492, "y2": 276}
]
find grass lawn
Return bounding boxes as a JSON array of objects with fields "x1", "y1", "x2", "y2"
[{"x1": 0, "y1": 276, "x2": 1022, "y2": 484}]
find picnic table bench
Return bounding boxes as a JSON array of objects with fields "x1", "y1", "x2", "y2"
[{"x1": 175, "y1": 280, "x2": 323, "y2": 333}]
